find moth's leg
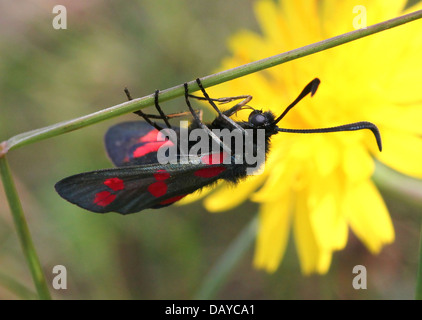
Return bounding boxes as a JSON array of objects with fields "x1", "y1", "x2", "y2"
[
  {"x1": 126, "y1": 88, "x2": 203, "y2": 125},
  {"x1": 188, "y1": 94, "x2": 252, "y2": 117},
  {"x1": 124, "y1": 87, "x2": 164, "y2": 131},
  {"x1": 125, "y1": 88, "x2": 181, "y2": 156},
  {"x1": 145, "y1": 110, "x2": 203, "y2": 121},
  {"x1": 184, "y1": 83, "x2": 232, "y2": 155},
  {"x1": 194, "y1": 78, "x2": 246, "y2": 133},
  {"x1": 152, "y1": 89, "x2": 173, "y2": 130}
]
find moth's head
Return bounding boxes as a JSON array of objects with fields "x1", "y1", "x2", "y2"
[
  {"x1": 247, "y1": 110, "x2": 276, "y2": 128},
  {"x1": 245, "y1": 78, "x2": 320, "y2": 133}
]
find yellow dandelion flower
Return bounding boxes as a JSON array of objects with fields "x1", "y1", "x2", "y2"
[{"x1": 187, "y1": 0, "x2": 422, "y2": 274}]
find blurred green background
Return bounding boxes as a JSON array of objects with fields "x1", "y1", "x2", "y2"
[{"x1": 0, "y1": 0, "x2": 421, "y2": 299}]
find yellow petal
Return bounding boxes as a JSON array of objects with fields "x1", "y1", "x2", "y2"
[
  {"x1": 281, "y1": 0, "x2": 320, "y2": 46},
  {"x1": 306, "y1": 168, "x2": 349, "y2": 251},
  {"x1": 293, "y1": 191, "x2": 333, "y2": 274},
  {"x1": 176, "y1": 184, "x2": 216, "y2": 206},
  {"x1": 253, "y1": 200, "x2": 292, "y2": 272},
  {"x1": 227, "y1": 31, "x2": 269, "y2": 63},
  {"x1": 342, "y1": 143, "x2": 375, "y2": 182},
  {"x1": 377, "y1": 129, "x2": 422, "y2": 178},
  {"x1": 251, "y1": 156, "x2": 289, "y2": 202},
  {"x1": 346, "y1": 181, "x2": 395, "y2": 253},
  {"x1": 204, "y1": 175, "x2": 263, "y2": 212},
  {"x1": 370, "y1": 0, "x2": 408, "y2": 22},
  {"x1": 254, "y1": 0, "x2": 286, "y2": 50},
  {"x1": 313, "y1": 136, "x2": 340, "y2": 177},
  {"x1": 371, "y1": 106, "x2": 422, "y2": 135},
  {"x1": 309, "y1": 192, "x2": 349, "y2": 252}
]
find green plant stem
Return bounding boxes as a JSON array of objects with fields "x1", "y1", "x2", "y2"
[
  {"x1": 0, "y1": 271, "x2": 37, "y2": 300},
  {"x1": 0, "y1": 156, "x2": 51, "y2": 300},
  {"x1": 373, "y1": 161, "x2": 422, "y2": 210},
  {"x1": 416, "y1": 224, "x2": 422, "y2": 300},
  {"x1": 194, "y1": 215, "x2": 258, "y2": 299},
  {"x1": 2, "y1": 9, "x2": 422, "y2": 154},
  {"x1": 373, "y1": 162, "x2": 422, "y2": 299}
]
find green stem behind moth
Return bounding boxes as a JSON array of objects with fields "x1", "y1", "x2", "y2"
[
  {"x1": 3, "y1": 9, "x2": 422, "y2": 153},
  {"x1": 0, "y1": 156, "x2": 51, "y2": 300}
]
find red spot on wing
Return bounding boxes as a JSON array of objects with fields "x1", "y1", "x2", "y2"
[
  {"x1": 132, "y1": 142, "x2": 168, "y2": 158},
  {"x1": 159, "y1": 195, "x2": 187, "y2": 205},
  {"x1": 201, "y1": 152, "x2": 229, "y2": 165},
  {"x1": 154, "y1": 170, "x2": 170, "y2": 181},
  {"x1": 94, "y1": 191, "x2": 116, "y2": 207},
  {"x1": 139, "y1": 129, "x2": 161, "y2": 143},
  {"x1": 104, "y1": 177, "x2": 124, "y2": 191},
  {"x1": 132, "y1": 129, "x2": 174, "y2": 158},
  {"x1": 194, "y1": 167, "x2": 226, "y2": 178},
  {"x1": 132, "y1": 130, "x2": 174, "y2": 159},
  {"x1": 148, "y1": 181, "x2": 168, "y2": 197}
]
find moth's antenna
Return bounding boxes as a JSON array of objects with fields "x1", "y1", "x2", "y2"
[
  {"x1": 277, "y1": 121, "x2": 382, "y2": 151},
  {"x1": 273, "y1": 78, "x2": 320, "y2": 124}
]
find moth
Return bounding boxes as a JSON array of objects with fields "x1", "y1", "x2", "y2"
[{"x1": 55, "y1": 78, "x2": 382, "y2": 214}]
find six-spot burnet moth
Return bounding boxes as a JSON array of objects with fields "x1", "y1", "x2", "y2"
[{"x1": 55, "y1": 78, "x2": 382, "y2": 214}]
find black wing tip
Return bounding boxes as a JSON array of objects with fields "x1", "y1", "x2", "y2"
[
  {"x1": 54, "y1": 176, "x2": 109, "y2": 214},
  {"x1": 54, "y1": 178, "x2": 67, "y2": 195}
]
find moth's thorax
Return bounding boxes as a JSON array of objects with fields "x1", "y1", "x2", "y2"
[{"x1": 207, "y1": 110, "x2": 278, "y2": 133}]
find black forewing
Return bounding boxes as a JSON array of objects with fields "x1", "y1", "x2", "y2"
[
  {"x1": 104, "y1": 121, "x2": 179, "y2": 167},
  {"x1": 55, "y1": 162, "x2": 229, "y2": 214}
]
